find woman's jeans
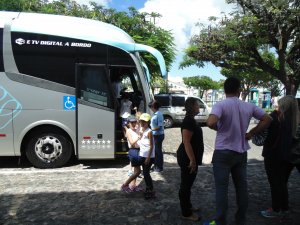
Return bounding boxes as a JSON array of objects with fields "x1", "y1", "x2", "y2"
[
  {"x1": 153, "y1": 134, "x2": 164, "y2": 171},
  {"x1": 212, "y1": 150, "x2": 248, "y2": 225}
]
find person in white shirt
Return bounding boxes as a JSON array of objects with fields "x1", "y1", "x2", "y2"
[
  {"x1": 120, "y1": 92, "x2": 132, "y2": 128},
  {"x1": 121, "y1": 115, "x2": 143, "y2": 193},
  {"x1": 138, "y1": 113, "x2": 155, "y2": 199},
  {"x1": 110, "y1": 69, "x2": 122, "y2": 99}
]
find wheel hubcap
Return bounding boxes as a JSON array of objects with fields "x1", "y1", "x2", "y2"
[
  {"x1": 35, "y1": 136, "x2": 62, "y2": 163},
  {"x1": 164, "y1": 118, "x2": 172, "y2": 127},
  {"x1": 42, "y1": 143, "x2": 54, "y2": 154}
]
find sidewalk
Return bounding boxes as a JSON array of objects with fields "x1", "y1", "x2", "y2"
[{"x1": 0, "y1": 162, "x2": 299, "y2": 225}]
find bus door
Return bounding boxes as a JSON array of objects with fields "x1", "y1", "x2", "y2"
[{"x1": 76, "y1": 64, "x2": 115, "y2": 159}]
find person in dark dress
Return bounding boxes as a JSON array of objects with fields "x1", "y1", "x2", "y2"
[
  {"x1": 177, "y1": 97, "x2": 204, "y2": 221},
  {"x1": 261, "y1": 95, "x2": 300, "y2": 218}
]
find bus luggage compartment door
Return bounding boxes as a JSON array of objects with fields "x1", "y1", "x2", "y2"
[{"x1": 77, "y1": 102, "x2": 115, "y2": 159}]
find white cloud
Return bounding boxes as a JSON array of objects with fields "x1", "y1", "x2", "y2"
[{"x1": 140, "y1": 0, "x2": 234, "y2": 51}]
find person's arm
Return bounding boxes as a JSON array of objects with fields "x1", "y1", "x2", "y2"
[
  {"x1": 150, "y1": 116, "x2": 160, "y2": 131},
  {"x1": 151, "y1": 126, "x2": 160, "y2": 131},
  {"x1": 246, "y1": 113, "x2": 272, "y2": 140},
  {"x1": 126, "y1": 129, "x2": 139, "y2": 146},
  {"x1": 182, "y1": 129, "x2": 197, "y2": 173},
  {"x1": 207, "y1": 114, "x2": 219, "y2": 131},
  {"x1": 145, "y1": 131, "x2": 153, "y2": 165},
  {"x1": 119, "y1": 99, "x2": 124, "y2": 116},
  {"x1": 151, "y1": 113, "x2": 164, "y2": 131}
]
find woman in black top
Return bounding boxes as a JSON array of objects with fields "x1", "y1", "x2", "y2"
[
  {"x1": 261, "y1": 95, "x2": 299, "y2": 218},
  {"x1": 177, "y1": 97, "x2": 204, "y2": 221}
]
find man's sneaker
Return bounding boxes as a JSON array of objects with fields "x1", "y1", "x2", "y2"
[
  {"x1": 261, "y1": 208, "x2": 280, "y2": 218},
  {"x1": 121, "y1": 184, "x2": 133, "y2": 193},
  {"x1": 203, "y1": 220, "x2": 216, "y2": 225}
]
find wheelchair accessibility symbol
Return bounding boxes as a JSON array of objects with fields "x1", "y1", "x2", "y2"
[{"x1": 63, "y1": 96, "x2": 76, "y2": 110}]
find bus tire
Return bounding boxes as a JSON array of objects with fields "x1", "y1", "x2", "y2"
[{"x1": 25, "y1": 129, "x2": 72, "y2": 168}]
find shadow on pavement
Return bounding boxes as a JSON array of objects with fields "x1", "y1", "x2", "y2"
[
  {"x1": 0, "y1": 163, "x2": 299, "y2": 225},
  {"x1": 0, "y1": 156, "x2": 130, "y2": 170}
]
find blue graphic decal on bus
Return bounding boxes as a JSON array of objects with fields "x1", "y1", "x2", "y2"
[
  {"x1": 64, "y1": 96, "x2": 76, "y2": 110},
  {"x1": 0, "y1": 86, "x2": 22, "y2": 129}
]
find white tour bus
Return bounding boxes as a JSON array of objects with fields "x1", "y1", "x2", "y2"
[{"x1": 0, "y1": 11, "x2": 167, "y2": 168}]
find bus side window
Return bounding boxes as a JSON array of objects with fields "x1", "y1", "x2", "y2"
[{"x1": 79, "y1": 66, "x2": 113, "y2": 109}]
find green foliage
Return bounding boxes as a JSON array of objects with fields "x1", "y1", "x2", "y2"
[
  {"x1": 150, "y1": 75, "x2": 167, "y2": 93},
  {"x1": 264, "y1": 108, "x2": 273, "y2": 113},
  {"x1": 0, "y1": 0, "x2": 176, "y2": 79},
  {"x1": 181, "y1": 0, "x2": 300, "y2": 96},
  {"x1": 183, "y1": 76, "x2": 220, "y2": 98}
]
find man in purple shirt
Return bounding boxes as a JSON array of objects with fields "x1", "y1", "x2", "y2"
[{"x1": 205, "y1": 77, "x2": 272, "y2": 225}]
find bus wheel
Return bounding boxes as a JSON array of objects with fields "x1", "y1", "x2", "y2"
[
  {"x1": 163, "y1": 116, "x2": 173, "y2": 128},
  {"x1": 26, "y1": 129, "x2": 72, "y2": 168}
]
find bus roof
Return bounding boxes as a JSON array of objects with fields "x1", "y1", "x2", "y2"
[
  {"x1": 0, "y1": 11, "x2": 167, "y2": 77},
  {"x1": 1, "y1": 11, "x2": 134, "y2": 44}
]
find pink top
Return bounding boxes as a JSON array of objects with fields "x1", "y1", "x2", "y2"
[{"x1": 211, "y1": 97, "x2": 265, "y2": 153}]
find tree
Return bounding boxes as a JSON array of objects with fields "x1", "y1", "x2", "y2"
[
  {"x1": 87, "y1": 6, "x2": 176, "y2": 76},
  {"x1": 263, "y1": 79, "x2": 282, "y2": 98},
  {"x1": 150, "y1": 76, "x2": 167, "y2": 94},
  {"x1": 183, "y1": 76, "x2": 220, "y2": 99},
  {"x1": 181, "y1": 0, "x2": 300, "y2": 96},
  {"x1": 220, "y1": 51, "x2": 277, "y2": 100},
  {"x1": 0, "y1": 0, "x2": 176, "y2": 78}
]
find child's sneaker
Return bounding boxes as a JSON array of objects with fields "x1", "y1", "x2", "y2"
[
  {"x1": 131, "y1": 185, "x2": 144, "y2": 192},
  {"x1": 127, "y1": 170, "x2": 133, "y2": 176},
  {"x1": 121, "y1": 184, "x2": 133, "y2": 193},
  {"x1": 261, "y1": 208, "x2": 280, "y2": 218}
]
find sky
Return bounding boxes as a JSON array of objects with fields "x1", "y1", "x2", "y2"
[{"x1": 73, "y1": 0, "x2": 236, "y2": 82}]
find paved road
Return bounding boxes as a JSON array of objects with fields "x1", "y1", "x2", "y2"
[
  {"x1": 0, "y1": 125, "x2": 300, "y2": 225},
  {"x1": 0, "y1": 163, "x2": 299, "y2": 225}
]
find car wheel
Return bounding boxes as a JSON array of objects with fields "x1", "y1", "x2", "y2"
[
  {"x1": 26, "y1": 128, "x2": 72, "y2": 168},
  {"x1": 163, "y1": 116, "x2": 173, "y2": 128}
]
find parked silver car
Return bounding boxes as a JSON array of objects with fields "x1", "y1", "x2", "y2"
[{"x1": 154, "y1": 94, "x2": 211, "y2": 128}]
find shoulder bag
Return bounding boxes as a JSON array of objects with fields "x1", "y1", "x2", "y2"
[{"x1": 252, "y1": 129, "x2": 268, "y2": 146}]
